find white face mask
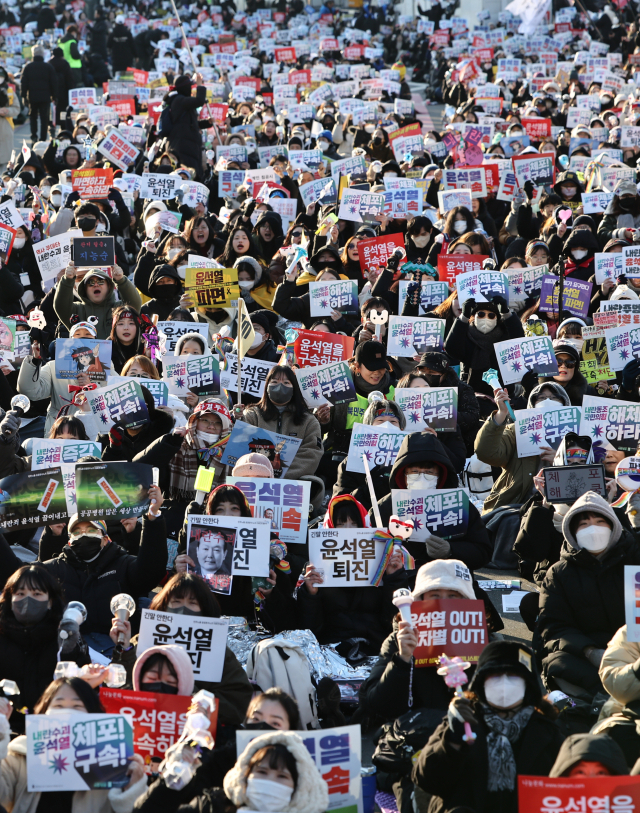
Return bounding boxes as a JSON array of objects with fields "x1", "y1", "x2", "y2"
[
  {"x1": 13, "y1": 238, "x2": 25, "y2": 249},
  {"x1": 167, "y1": 248, "x2": 181, "y2": 260},
  {"x1": 385, "y1": 172, "x2": 398, "y2": 179},
  {"x1": 453, "y1": 221, "x2": 467, "y2": 234},
  {"x1": 250, "y1": 332, "x2": 264, "y2": 348},
  {"x1": 575, "y1": 524, "x2": 611, "y2": 554},
  {"x1": 413, "y1": 233, "x2": 430, "y2": 247},
  {"x1": 246, "y1": 777, "x2": 293, "y2": 813},
  {"x1": 318, "y1": 140, "x2": 330, "y2": 152},
  {"x1": 572, "y1": 249, "x2": 588, "y2": 260},
  {"x1": 561, "y1": 336, "x2": 584, "y2": 352},
  {"x1": 364, "y1": 124, "x2": 375, "y2": 133},
  {"x1": 238, "y1": 280, "x2": 254, "y2": 289},
  {"x1": 96, "y1": 224, "x2": 107, "y2": 233},
  {"x1": 177, "y1": 265, "x2": 187, "y2": 279},
  {"x1": 406, "y1": 472, "x2": 438, "y2": 490},
  {"x1": 425, "y1": 139, "x2": 437, "y2": 150},
  {"x1": 196, "y1": 430, "x2": 220, "y2": 446},
  {"x1": 475, "y1": 317, "x2": 496, "y2": 334},
  {"x1": 484, "y1": 674, "x2": 526, "y2": 709},
  {"x1": 51, "y1": 194, "x2": 62, "y2": 207},
  {"x1": 562, "y1": 186, "x2": 577, "y2": 197},
  {"x1": 40, "y1": 186, "x2": 50, "y2": 198}
]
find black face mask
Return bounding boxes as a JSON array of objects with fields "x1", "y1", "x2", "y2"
[
  {"x1": 424, "y1": 373, "x2": 442, "y2": 387},
  {"x1": 12, "y1": 595, "x2": 49, "y2": 625},
  {"x1": 77, "y1": 217, "x2": 96, "y2": 231},
  {"x1": 373, "y1": 136, "x2": 383, "y2": 145},
  {"x1": 70, "y1": 536, "x2": 103, "y2": 561},
  {"x1": 141, "y1": 681, "x2": 179, "y2": 695},
  {"x1": 620, "y1": 198, "x2": 635, "y2": 211},
  {"x1": 169, "y1": 606, "x2": 202, "y2": 616},
  {"x1": 268, "y1": 383, "x2": 292, "y2": 404},
  {"x1": 155, "y1": 283, "x2": 179, "y2": 300}
]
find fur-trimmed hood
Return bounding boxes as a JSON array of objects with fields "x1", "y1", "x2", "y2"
[{"x1": 223, "y1": 730, "x2": 329, "y2": 813}]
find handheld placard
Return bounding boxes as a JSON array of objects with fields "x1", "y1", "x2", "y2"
[
  {"x1": 194, "y1": 466, "x2": 215, "y2": 504},
  {"x1": 482, "y1": 368, "x2": 515, "y2": 421}
]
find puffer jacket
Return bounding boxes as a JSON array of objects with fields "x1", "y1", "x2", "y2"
[
  {"x1": 53, "y1": 274, "x2": 142, "y2": 340},
  {"x1": 17, "y1": 356, "x2": 80, "y2": 435},
  {"x1": 549, "y1": 732, "x2": 629, "y2": 776},
  {"x1": 475, "y1": 382, "x2": 571, "y2": 513},
  {"x1": 598, "y1": 196, "x2": 640, "y2": 245},
  {"x1": 599, "y1": 625, "x2": 640, "y2": 706}
]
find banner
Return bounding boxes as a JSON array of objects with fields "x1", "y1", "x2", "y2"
[
  {"x1": 220, "y1": 420, "x2": 302, "y2": 477},
  {"x1": 0, "y1": 467, "x2": 68, "y2": 530},
  {"x1": 437, "y1": 254, "x2": 488, "y2": 288},
  {"x1": 184, "y1": 266, "x2": 240, "y2": 308},
  {"x1": 387, "y1": 316, "x2": 445, "y2": 356},
  {"x1": 31, "y1": 439, "x2": 101, "y2": 469},
  {"x1": 137, "y1": 609, "x2": 229, "y2": 680},
  {"x1": 75, "y1": 461, "x2": 154, "y2": 520},
  {"x1": 308, "y1": 528, "x2": 387, "y2": 587},
  {"x1": 357, "y1": 233, "x2": 406, "y2": 274},
  {"x1": 54, "y1": 338, "x2": 112, "y2": 383},
  {"x1": 219, "y1": 353, "x2": 276, "y2": 398},
  {"x1": 494, "y1": 336, "x2": 558, "y2": 385},
  {"x1": 515, "y1": 403, "x2": 582, "y2": 457},
  {"x1": 71, "y1": 168, "x2": 114, "y2": 198},
  {"x1": 308, "y1": 280, "x2": 358, "y2": 317},
  {"x1": 295, "y1": 361, "x2": 356, "y2": 407},
  {"x1": 26, "y1": 712, "x2": 133, "y2": 791},
  {"x1": 72, "y1": 236, "x2": 115, "y2": 267},
  {"x1": 456, "y1": 270, "x2": 509, "y2": 305},
  {"x1": 393, "y1": 387, "x2": 458, "y2": 432},
  {"x1": 345, "y1": 423, "x2": 407, "y2": 473},
  {"x1": 539, "y1": 275, "x2": 593, "y2": 319},
  {"x1": 392, "y1": 488, "x2": 469, "y2": 541},
  {"x1": 86, "y1": 379, "x2": 149, "y2": 430},
  {"x1": 410, "y1": 598, "x2": 487, "y2": 666},
  {"x1": 398, "y1": 281, "x2": 449, "y2": 315},
  {"x1": 162, "y1": 355, "x2": 220, "y2": 397},
  {"x1": 185, "y1": 514, "x2": 270, "y2": 595},
  {"x1": 293, "y1": 330, "x2": 354, "y2": 367},
  {"x1": 157, "y1": 321, "x2": 209, "y2": 355},
  {"x1": 227, "y1": 476, "x2": 311, "y2": 546},
  {"x1": 518, "y1": 775, "x2": 640, "y2": 813}
]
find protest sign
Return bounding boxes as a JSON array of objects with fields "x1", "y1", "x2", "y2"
[
  {"x1": 337, "y1": 189, "x2": 384, "y2": 224},
  {"x1": 219, "y1": 354, "x2": 275, "y2": 399},
  {"x1": 228, "y1": 477, "x2": 311, "y2": 546},
  {"x1": 0, "y1": 467, "x2": 68, "y2": 530},
  {"x1": 180, "y1": 181, "x2": 210, "y2": 208},
  {"x1": 625, "y1": 565, "x2": 640, "y2": 643},
  {"x1": 86, "y1": 379, "x2": 150, "y2": 430},
  {"x1": 623, "y1": 245, "x2": 640, "y2": 280},
  {"x1": 293, "y1": 330, "x2": 354, "y2": 367},
  {"x1": 393, "y1": 387, "x2": 458, "y2": 432},
  {"x1": 309, "y1": 528, "x2": 387, "y2": 587},
  {"x1": 511, "y1": 153, "x2": 555, "y2": 187},
  {"x1": 157, "y1": 321, "x2": 209, "y2": 355},
  {"x1": 236, "y1": 725, "x2": 362, "y2": 813},
  {"x1": 71, "y1": 168, "x2": 114, "y2": 198},
  {"x1": 100, "y1": 688, "x2": 218, "y2": 772},
  {"x1": 442, "y1": 167, "x2": 487, "y2": 198},
  {"x1": 595, "y1": 252, "x2": 623, "y2": 284},
  {"x1": 345, "y1": 423, "x2": 407, "y2": 473},
  {"x1": 410, "y1": 598, "x2": 487, "y2": 666},
  {"x1": 581, "y1": 395, "x2": 640, "y2": 454},
  {"x1": 542, "y1": 464, "x2": 607, "y2": 503},
  {"x1": 330, "y1": 155, "x2": 367, "y2": 183},
  {"x1": 517, "y1": 775, "x2": 640, "y2": 813},
  {"x1": 75, "y1": 461, "x2": 154, "y2": 520},
  {"x1": 456, "y1": 270, "x2": 509, "y2": 305},
  {"x1": 96, "y1": 130, "x2": 139, "y2": 170},
  {"x1": 398, "y1": 281, "x2": 449, "y2": 314},
  {"x1": 581, "y1": 331, "x2": 614, "y2": 385},
  {"x1": 218, "y1": 170, "x2": 246, "y2": 198},
  {"x1": 539, "y1": 275, "x2": 592, "y2": 319},
  {"x1": 220, "y1": 420, "x2": 302, "y2": 477},
  {"x1": 133, "y1": 379, "x2": 168, "y2": 408},
  {"x1": 162, "y1": 355, "x2": 220, "y2": 397},
  {"x1": 602, "y1": 301, "x2": 640, "y2": 314},
  {"x1": 582, "y1": 191, "x2": 613, "y2": 214},
  {"x1": 0, "y1": 318, "x2": 16, "y2": 356},
  {"x1": 437, "y1": 188, "x2": 473, "y2": 213},
  {"x1": 33, "y1": 231, "x2": 81, "y2": 290},
  {"x1": 145, "y1": 210, "x2": 182, "y2": 237},
  {"x1": 604, "y1": 324, "x2": 640, "y2": 371},
  {"x1": 299, "y1": 177, "x2": 338, "y2": 207},
  {"x1": 185, "y1": 514, "x2": 270, "y2": 595},
  {"x1": 139, "y1": 173, "x2": 180, "y2": 200},
  {"x1": 387, "y1": 316, "x2": 446, "y2": 355},
  {"x1": 73, "y1": 236, "x2": 115, "y2": 267},
  {"x1": 357, "y1": 233, "x2": 406, "y2": 274},
  {"x1": 55, "y1": 338, "x2": 112, "y2": 384},
  {"x1": 495, "y1": 336, "x2": 558, "y2": 385},
  {"x1": 0, "y1": 199, "x2": 28, "y2": 230},
  {"x1": 436, "y1": 254, "x2": 488, "y2": 288},
  {"x1": 309, "y1": 279, "x2": 358, "y2": 316},
  {"x1": 26, "y1": 712, "x2": 134, "y2": 791},
  {"x1": 185, "y1": 266, "x2": 240, "y2": 308},
  {"x1": 392, "y1": 487, "x2": 469, "y2": 542},
  {"x1": 31, "y1": 440, "x2": 100, "y2": 472},
  {"x1": 382, "y1": 186, "x2": 423, "y2": 218},
  {"x1": 69, "y1": 87, "x2": 97, "y2": 107},
  {"x1": 137, "y1": 609, "x2": 228, "y2": 680},
  {"x1": 296, "y1": 361, "x2": 356, "y2": 407},
  {"x1": 515, "y1": 403, "x2": 582, "y2": 457},
  {"x1": 0, "y1": 223, "x2": 17, "y2": 263}
]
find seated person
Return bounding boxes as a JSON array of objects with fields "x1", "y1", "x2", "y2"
[{"x1": 549, "y1": 733, "x2": 629, "y2": 776}]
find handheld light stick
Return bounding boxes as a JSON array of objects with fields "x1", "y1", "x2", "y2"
[
  {"x1": 392, "y1": 587, "x2": 414, "y2": 626},
  {"x1": 482, "y1": 368, "x2": 515, "y2": 421},
  {"x1": 437, "y1": 654, "x2": 476, "y2": 743},
  {"x1": 5, "y1": 395, "x2": 30, "y2": 436},
  {"x1": 110, "y1": 594, "x2": 136, "y2": 653}
]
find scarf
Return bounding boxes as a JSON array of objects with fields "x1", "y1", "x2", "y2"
[
  {"x1": 562, "y1": 257, "x2": 591, "y2": 276},
  {"x1": 482, "y1": 704, "x2": 534, "y2": 792},
  {"x1": 468, "y1": 322, "x2": 506, "y2": 371},
  {"x1": 168, "y1": 429, "x2": 230, "y2": 501},
  {"x1": 370, "y1": 529, "x2": 415, "y2": 586},
  {"x1": 355, "y1": 370, "x2": 391, "y2": 396}
]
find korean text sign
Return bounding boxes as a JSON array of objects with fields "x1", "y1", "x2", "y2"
[
  {"x1": 219, "y1": 353, "x2": 275, "y2": 398},
  {"x1": 309, "y1": 280, "x2": 358, "y2": 317},
  {"x1": 387, "y1": 316, "x2": 446, "y2": 356},
  {"x1": 137, "y1": 609, "x2": 229, "y2": 681},
  {"x1": 357, "y1": 233, "x2": 406, "y2": 274},
  {"x1": 394, "y1": 387, "x2": 458, "y2": 433},
  {"x1": 71, "y1": 168, "x2": 114, "y2": 198},
  {"x1": 73, "y1": 237, "x2": 115, "y2": 267},
  {"x1": 227, "y1": 476, "x2": 311, "y2": 546},
  {"x1": 296, "y1": 361, "x2": 356, "y2": 407},
  {"x1": 26, "y1": 712, "x2": 134, "y2": 791},
  {"x1": 517, "y1": 775, "x2": 640, "y2": 813},
  {"x1": 0, "y1": 466, "x2": 68, "y2": 530},
  {"x1": 96, "y1": 130, "x2": 139, "y2": 171},
  {"x1": 162, "y1": 355, "x2": 220, "y2": 397},
  {"x1": 75, "y1": 461, "x2": 153, "y2": 520},
  {"x1": 398, "y1": 281, "x2": 449, "y2": 314},
  {"x1": 392, "y1": 487, "x2": 469, "y2": 541},
  {"x1": 495, "y1": 336, "x2": 559, "y2": 385},
  {"x1": 604, "y1": 324, "x2": 640, "y2": 372},
  {"x1": 309, "y1": 528, "x2": 387, "y2": 587},
  {"x1": 86, "y1": 379, "x2": 149, "y2": 430},
  {"x1": 185, "y1": 267, "x2": 240, "y2": 308},
  {"x1": 539, "y1": 275, "x2": 593, "y2": 319},
  {"x1": 293, "y1": 330, "x2": 354, "y2": 368},
  {"x1": 625, "y1": 565, "x2": 640, "y2": 642},
  {"x1": 411, "y1": 598, "x2": 487, "y2": 667},
  {"x1": 346, "y1": 423, "x2": 407, "y2": 473},
  {"x1": 31, "y1": 439, "x2": 101, "y2": 469},
  {"x1": 456, "y1": 270, "x2": 509, "y2": 305},
  {"x1": 515, "y1": 404, "x2": 582, "y2": 457},
  {"x1": 580, "y1": 395, "x2": 640, "y2": 452},
  {"x1": 437, "y1": 254, "x2": 488, "y2": 288}
]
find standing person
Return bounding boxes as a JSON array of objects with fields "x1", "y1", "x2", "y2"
[
  {"x1": 20, "y1": 44, "x2": 56, "y2": 144},
  {"x1": 49, "y1": 47, "x2": 74, "y2": 127},
  {"x1": 0, "y1": 66, "x2": 20, "y2": 166},
  {"x1": 108, "y1": 14, "x2": 135, "y2": 74},
  {"x1": 58, "y1": 23, "x2": 84, "y2": 86},
  {"x1": 88, "y1": 7, "x2": 109, "y2": 60},
  {"x1": 164, "y1": 73, "x2": 207, "y2": 181}
]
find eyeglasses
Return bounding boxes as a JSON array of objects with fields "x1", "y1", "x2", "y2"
[
  {"x1": 556, "y1": 358, "x2": 576, "y2": 369},
  {"x1": 475, "y1": 311, "x2": 497, "y2": 320},
  {"x1": 291, "y1": 231, "x2": 303, "y2": 238}
]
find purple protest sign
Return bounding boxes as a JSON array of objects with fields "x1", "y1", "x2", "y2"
[
  {"x1": 464, "y1": 127, "x2": 483, "y2": 146},
  {"x1": 539, "y1": 275, "x2": 593, "y2": 319},
  {"x1": 442, "y1": 132, "x2": 459, "y2": 151}
]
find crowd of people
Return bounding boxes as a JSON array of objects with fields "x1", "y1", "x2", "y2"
[{"x1": 0, "y1": 0, "x2": 637, "y2": 811}]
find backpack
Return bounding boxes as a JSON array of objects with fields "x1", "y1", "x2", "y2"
[
  {"x1": 246, "y1": 638, "x2": 320, "y2": 730},
  {"x1": 372, "y1": 709, "x2": 445, "y2": 775},
  {"x1": 157, "y1": 105, "x2": 175, "y2": 137},
  {"x1": 482, "y1": 503, "x2": 522, "y2": 569}
]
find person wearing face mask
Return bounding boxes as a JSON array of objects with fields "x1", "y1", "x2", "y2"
[
  {"x1": 537, "y1": 342, "x2": 597, "y2": 406},
  {"x1": 140, "y1": 264, "x2": 183, "y2": 322},
  {"x1": 315, "y1": 129, "x2": 340, "y2": 160},
  {"x1": 367, "y1": 126, "x2": 394, "y2": 162},
  {"x1": 598, "y1": 179, "x2": 640, "y2": 246},
  {"x1": 552, "y1": 170, "x2": 584, "y2": 211},
  {"x1": 550, "y1": 227, "x2": 600, "y2": 288},
  {"x1": 0, "y1": 225, "x2": 29, "y2": 315},
  {"x1": 555, "y1": 318, "x2": 585, "y2": 353},
  {"x1": 538, "y1": 491, "x2": 640, "y2": 700},
  {"x1": 427, "y1": 206, "x2": 480, "y2": 266},
  {"x1": 445, "y1": 295, "x2": 525, "y2": 396},
  {"x1": 413, "y1": 640, "x2": 564, "y2": 813},
  {"x1": 245, "y1": 311, "x2": 280, "y2": 363},
  {"x1": 405, "y1": 215, "x2": 438, "y2": 264},
  {"x1": 273, "y1": 266, "x2": 354, "y2": 332},
  {"x1": 48, "y1": 183, "x2": 63, "y2": 211},
  {"x1": 234, "y1": 256, "x2": 264, "y2": 313}
]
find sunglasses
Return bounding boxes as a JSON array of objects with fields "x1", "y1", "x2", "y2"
[
  {"x1": 556, "y1": 358, "x2": 576, "y2": 369},
  {"x1": 291, "y1": 231, "x2": 303, "y2": 238},
  {"x1": 475, "y1": 311, "x2": 497, "y2": 320}
]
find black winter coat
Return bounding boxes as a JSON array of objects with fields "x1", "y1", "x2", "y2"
[
  {"x1": 412, "y1": 705, "x2": 564, "y2": 813},
  {"x1": 167, "y1": 86, "x2": 207, "y2": 179},
  {"x1": 108, "y1": 23, "x2": 135, "y2": 72},
  {"x1": 272, "y1": 279, "x2": 354, "y2": 333},
  {"x1": 140, "y1": 263, "x2": 183, "y2": 322},
  {"x1": 89, "y1": 18, "x2": 109, "y2": 58},
  {"x1": 99, "y1": 407, "x2": 176, "y2": 464},
  {"x1": 50, "y1": 55, "x2": 75, "y2": 103},
  {"x1": 0, "y1": 263, "x2": 24, "y2": 315},
  {"x1": 20, "y1": 56, "x2": 57, "y2": 104}
]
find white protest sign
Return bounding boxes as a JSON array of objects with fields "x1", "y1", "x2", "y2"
[
  {"x1": 594, "y1": 252, "x2": 623, "y2": 284},
  {"x1": 139, "y1": 173, "x2": 180, "y2": 200},
  {"x1": 227, "y1": 477, "x2": 311, "y2": 546},
  {"x1": 345, "y1": 423, "x2": 407, "y2": 473},
  {"x1": 157, "y1": 321, "x2": 209, "y2": 355},
  {"x1": 220, "y1": 353, "x2": 276, "y2": 398},
  {"x1": 514, "y1": 403, "x2": 582, "y2": 458},
  {"x1": 309, "y1": 528, "x2": 387, "y2": 587}
]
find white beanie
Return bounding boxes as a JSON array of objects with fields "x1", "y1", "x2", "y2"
[
  {"x1": 69, "y1": 320, "x2": 98, "y2": 339},
  {"x1": 411, "y1": 558, "x2": 475, "y2": 601},
  {"x1": 610, "y1": 285, "x2": 639, "y2": 301}
]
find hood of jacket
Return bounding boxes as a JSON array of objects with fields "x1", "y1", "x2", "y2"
[
  {"x1": 254, "y1": 210, "x2": 284, "y2": 240},
  {"x1": 563, "y1": 226, "x2": 600, "y2": 258},
  {"x1": 390, "y1": 431, "x2": 458, "y2": 490},
  {"x1": 223, "y1": 730, "x2": 329, "y2": 813},
  {"x1": 234, "y1": 254, "x2": 263, "y2": 288},
  {"x1": 527, "y1": 381, "x2": 572, "y2": 409},
  {"x1": 149, "y1": 263, "x2": 182, "y2": 290},
  {"x1": 323, "y1": 493, "x2": 371, "y2": 528},
  {"x1": 308, "y1": 244, "x2": 344, "y2": 274},
  {"x1": 77, "y1": 271, "x2": 116, "y2": 305},
  {"x1": 553, "y1": 170, "x2": 583, "y2": 198},
  {"x1": 562, "y1": 490, "x2": 623, "y2": 553},
  {"x1": 132, "y1": 643, "x2": 195, "y2": 695},
  {"x1": 174, "y1": 331, "x2": 209, "y2": 356},
  {"x1": 549, "y1": 733, "x2": 629, "y2": 777}
]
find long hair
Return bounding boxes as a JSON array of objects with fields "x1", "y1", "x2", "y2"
[
  {"x1": 109, "y1": 305, "x2": 142, "y2": 347},
  {"x1": 206, "y1": 484, "x2": 252, "y2": 518},
  {"x1": 340, "y1": 235, "x2": 361, "y2": 268},
  {"x1": 443, "y1": 206, "x2": 475, "y2": 239},
  {"x1": 249, "y1": 365, "x2": 309, "y2": 425},
  {"x1": 246, "y1": 688, "x2": 302, "y2": 730},
  {"x1": 217, "y1": 225, "x2": 262, "y2": 266},
  {"x1": 0, "y1": 565, "x2": 65, "y2": 634},
  {"x1": 397, "y1": 372, "x2": 429, "y2": 388},
  {"x1": 34, "y1": 677, "x2": 104, "y2": 714},
  {"x1": 431, "y1": 289, "x2": 458, "y2": 319},
  {"x1": 121, "y1": 355, "x2": 160, "y2": 379},
  {"x1": 49, "y1": 415, "x2": 88, "y2": 440},
  {"x1": 452, "y1": 231, "x2": 491, "y2": 256},
  {"x1": 184, "y1": 215, "x2": 216, "y2": 256},
  {"x1": 150, "y1": 572, "x2": 222, "y2": 618}
]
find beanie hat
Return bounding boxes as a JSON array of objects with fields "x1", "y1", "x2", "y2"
[
  {"x1": 411, "y1": 559, "x2": 475, "y2": 601},
  {"x1": 132, "y1": 644, "x2": 194, "y2": 695},
  {"x1": 417, "y1": 351, "x2": 450, "y2": 373},
  {"x1": 468, "y1": 640, "x2": 543, "y2": 702},
  {"x1": 188, "y1": 398, "x2": 232, "y2": 433},
  {"x1": 232, "y1": 452, "x2": 273, "y2": 479},
  {"x1": 362, "y1": 398, "x2": 406, "y2": 430},
  {"x1": 69, "y1": 321, "x2": 98, "y2": 339}
]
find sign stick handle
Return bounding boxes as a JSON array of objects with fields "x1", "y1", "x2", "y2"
[
  {"x1": 237, "y1": 306, "x2": 243, "y2": 407},
  {"x1": 363, "y1": 453, "x2": 383, "y2": 528}
]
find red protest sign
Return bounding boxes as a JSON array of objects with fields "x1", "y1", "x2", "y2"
[
  {"x1": 209, "y1": 103, "x2": 229, "y2": 126},
  {"x1": 100, "y1": 688, "x2": 218, "y2": 772},
  {"x1": 467, "y1": 163, "x2": 500, "y2": 195},
  {"x1": 71, "y1": 168, "x2": 114, "y2": 199},
  {"x1": 289, "y1": 69, "x2": 312, "y2": 85},
  {"x1": 132, "y1": 69, "x2": 148, "y2": 86},
  {"x1": 357, "y1": 233, "x2": 407, "y2": 275},
  {"x1": 518, "y1": 775, "x2": 640, "y2": 813},
  {"x1": 411, "y1": 599, "x2": 487, "y2": 667},
  {"x1": 522, "y1": 118, "x2": 552, "y2": 140},
  {"x1": 320, "y1": 38, "x2": 339, "y2": 50},
  {"x1": 106, "y1": 98, "x2": 136, "y2": 117},
  {"x1": 344, "y1": 45, "x2": 366, "y2": 60},
  {"x1": 431, "y1": 30, "x2": 450, "y2": 46},
  {"x1": 294, "y1": 330, "x2": 355, "y2": 367},
  {"x1": 274, "y1": 11, "x2": 286, "y2": 22},
  {"x1": 473, "y1": 47, "x2": 494, "y2": 61},
  {"x1": 275, "y1": 47, "x2": 297, "y2": 63},
  {"x1": 235, "y1": 76, "x2": 261, "y2": 92},
  {"x1": 437, "y1": 254, "x2": 488, "y2": 288},
  {"x1": 388, "y1": 122, "x2": 422, "y2": 143}
]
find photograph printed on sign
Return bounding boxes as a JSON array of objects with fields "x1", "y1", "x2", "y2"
[{"x1": 54, "y1": 338, "x2": 112, "y2": 383}]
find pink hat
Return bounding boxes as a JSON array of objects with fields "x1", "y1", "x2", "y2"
[
  {"x1": 132, "y1": 644, "x2": 194, "y2": 695},
  {"x1": 232, "y1": 452, "x2": 273, "y2": 479}
]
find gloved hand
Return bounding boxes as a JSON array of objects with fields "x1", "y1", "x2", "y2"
[
  {"x1": 406, "y1": 280, "x2": 420, "y2": 305},
  {"x1": 425, "y1": 533, "x2": 451, "y2": 559},
  {"x1": 58, "y1": 617, "x2": 81, "y2": 654},
  {"x1": 447, "y1": 695, "x2": 478, "y2": 745},
  {"x1": 244, "y1": 199, "x2": 257, "y2": 219},
  {"x1": 511, "y1": 190, "x2": 525, "y2": 211},
  {"x1": 633, "y1": 230, "x2": 640, "y2": 244},
  {"x1": 492, "y1": 295, "x2": 509, "y2": 314},
  {"x1": 109, "y1": 426, "x2": 124, "y2": 447},
  {"x1": 584, "y1": 646, "x2": 605, "y2": 668},
  {"x1": 462, "y1": 298, "x2": 476, "y2": 319},
  {"x1": 523, "y1": 180, "x2": 535, "y2": 201},
  {"x1": 622, "y1": 358, "x2": 640, "y2": 390},
  {"x1": 387, "y1": 249, "x2": 404, "y2": 272},
  {"x1": 0, "y1": 410, "x2": 21, "y2": 441}
]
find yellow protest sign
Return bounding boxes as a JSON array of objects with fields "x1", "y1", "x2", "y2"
[{"x1": 185, "y1": 267, "x2": 239, "y2": 308}]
